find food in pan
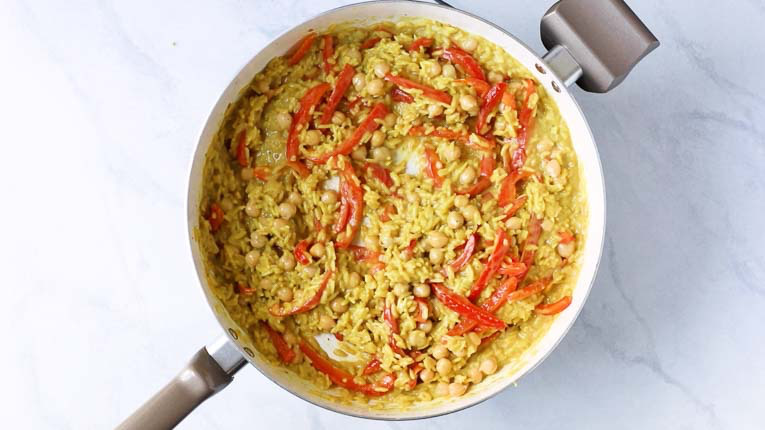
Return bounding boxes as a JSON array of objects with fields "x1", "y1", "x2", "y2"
[{"x1": 198, "y1": 18, "x2": 586, "y2": 404}]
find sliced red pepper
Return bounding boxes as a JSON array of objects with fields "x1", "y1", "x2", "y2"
[
  {"x1": 294, "y1": 239, "x2": 312, "y2": 266},
  {"x1": 269, "y1": 270, "x2": 333, "y2": 316},
  {"x1": 287, "y1": 33, "x2": 317, "y2": 66},
  {"x1": 362, "y1": 357, "x2": 381, "y2": 375},
  {"x1": 236, "y1": 283, "x2": 255, "y2": 295},
  {"x1": 403, "y1": 238, "x2": 418, "y2": 259},
  {"x1": 457, "y1": 155, "x2": 495, "y2": 196},
  {"x1": 309, "y1": 103, "x2": 389, "y2": 164},
  {"x1": 383, "y1": 305, "x2": 399, "y2": 334},
  {"x1": 380, "y1": 203, "x2": 397, "y2": 222},
  {"x1": 388, "y1": 336, "x2": 406, "y2": 356},
  {"x1": 299, "y1": 340, "x2": 395, "y2": 396},
  {"x1": 498, "y1": 260, "x2": 527, "y2": 277},
  {"x1": 236, "y1": 130, "x2": 249, "y2": 167},
  {"x1": 442, "y1": 47, "x2": 485, "y2": 81},
  {"x1": 360, "y1": 37, "x2": 381, "y2": 50},
  {"x1": 391, "y1": 87, "x2": 415, "y2": 103},
  {"x1": 414, "y1": 297, "x2": 430, "y2": 323},
  {"x1": 455, "y1": 78, "x2": 490, "y2": 98},
  {"x1": 320, "y1": 64, "x2": 355, "y2": 124},
  {"x1": 251, "y1": 166, "x2": 270, "y2": 181},
  {"x1": 447, "y1": 276, "x2": 517, "y2": 335},
  {"x1": 510, "y1": 79, "x2": 537, "y2": 172},
  {"x1": 408, "y1": 37, "x2": 434, "y2": 52},
  {"x1": 207, "y1": 203, "x2": 224, "y2": 232},
  {"x1": 467, "y1": 228, "x2": 509, "y2": 301},
  {"x1": 409, "y1": 125, "x2": 469, "y2": 142},
  {"x1": 507, "y1": 277, "x2": 551, "y2": 302},
  {"x1": 322, "y1": 35, "x2": 334, "y2": 74},
  {"x1": 448, "y1": 233, "x2": 478, "y2": 273},
  {"x1": 476, "y1": 82, "x2": 506, "y2": 134},
  {"x1": 535, "y1": 296, "x2": 572, "y2": 315},
  {"x1": 497, "y1": 170, "x2": 533, "y2": 207},
  {"x1": 364, "y1": 162, "x2": 393, "y2": 188},
  {"x1": 407, "y1": 362, "x2": 424, "y2": 389},
  {"x1": 286, "y1": 82, "x2": 331, "y2": 175},
  {"x1": 479, "y1": 330, "x2": 502, "y2": 347},
  {"x1": 333, "y1": 188, "x2": 351, "y2": 234},
  {"x1": 263, "y1": 323, "x2": 296, "y2": 364},
  {"x1": 422, "y1": 146, "x2": 445, "y2": 188},
  {"x1": 558, "y1": 231, "x2": 575, "y2": 244},
  {"x1": 518, "y1": 215, "x2": 542, "y2": 279},
  {"x1": 504, "y1": 195, "x2": 528, "y2": 219},
  {"x1": 384, "y1": 73, "x2": 452, "y2": 105},
  {"x1": 334, "y1": 333, "x2": 344, "y2": 341},
  {"x1": 431, "y1": 283, "x2": 506, "y2": 329},
  {"x1": 334, "y1": 160, "x2": 364, "y2": 249}
]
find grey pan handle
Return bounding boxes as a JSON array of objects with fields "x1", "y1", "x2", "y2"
[
  {"x1": 116, "y1": 336, "x2": 246, "y2": 430},
  {"x1": 540, "y1": 0, "x2": 660, "y2": 92}
]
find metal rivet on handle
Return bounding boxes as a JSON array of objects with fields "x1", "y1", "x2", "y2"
[
  {"x1": 552, "y1": 81, "x2": 561, "y2": 93},
  {"x1": 244, "y1": 347, "x2": 255, "y2": 357},
  {"x1": 228, "y1": 328, "x2": 239, "y2": 340},
  {"x1": 535, "y1": 63, "x2": 546, "y2": 74}
]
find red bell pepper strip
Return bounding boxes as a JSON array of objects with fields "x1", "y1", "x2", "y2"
[
  {"x1": 455, "y1": 78, "x2": 490, "y2": 98},
  {"x1": 299, "y1": 340, "x2": 395, "y2": 396},
  {"x1": 251, "y1": 166, "x2": 270, "y2": 181},
  {"x1": 360, "y1": 37, "x2": 381, "y2": 50},
  {"x1": 286, "y1": 82, "x2": 331, "y2": 175},
  {"x1": 287, "y1": 33, "x2": 317, "y2": 66},
  {"x1": 457, "y1": 155, "x2": 495, "y2": 196},
  {"x1": 498, "y1": 259, "x2": 527, "y2": 277},
  {"x1": 422, "y1": 146, "x2": 444, "y2": 188},
  {"x1": 362, "y1": 357, "x2": 381, "y2": 375},
  {"x1": 236, "y1": 283, "x2": 255, "y2": 295},
  {"x1": 383, "y1": 305, "x2": 399, "y2": 334},
  {"x1": 380, "y1": 203, "x2": 397, "y2": 222},
  {"x1": 309, "y1": 103, "x2": 389, "y2": 164},
  {"x1": 504, "y1": 195, "x2": 528, "y2": 219},
  {"x1": 236, "y1": 130, "x2": 249, "y2": 167},
  {"x1": 391, "y1": 88, "x2": 415, "y2": 103},
  {"x1": 558, "y1": 231, "x2": 575, "y2": 244},
  {"x1": 448, "y1": 233, "x2": 478, "y2": 273},
  {"x1": 364, "y1": 162, "x2": 393, "y2": 188},
  {"x1": 334, "y1": 333, "x2": 344, "y2": 341},
  {"x1": 402, "y1": 238, "x2": 417, "y2": 259},
  {"x1": 409, "y1": 37, "x2": 434, "y2": 52},
  {"x1": 431, "y1": 283, "x2": 506, "y2": 329},
  {"x1": 263, "y1": 323, "x2": 296, "y2": 364},
  {"x1": 349, "y1": 245, "x2": 381, "y2": 262},
  {"x1": 294, "y1": 240, "x2": 312, "y2": 265},
  {"x1": 476, "y1": 82, "x2": 506, "y2": 134},
  {"x1": 479, "y1": 330, "x2": 502, "y2": 347},
  {"x1": 507, "y1": 277, "x2": 550, "y2": 302},
  {"x1": 333, "y1": 188, "x2": 351, "y2": 234},
  {"x1": 535, "y1": 296, "x2": 572, "y2": 315},
  {"x1": 518, "y1": 215, "x2": 542, "y2": 279},
  {"x1": 414, "y1": 297, "x2": 430, "y2": 323},
  {"x1": 467, "y1": 228, "x2": 509, "y2": 301},
  {"x1": 207, "y1": 203, "x2": 224, "y2": 232},
  {"x1": 442, "y1": 47, "x2": 485, "y2": 81},
  {"x1": 384, "y1": 73, "x2": 452, "y2": 105},
  {"x1": 389, "y1": 336, "x2": 406, "y2": 356},
  {"x1": 447, "y1": 276, "x2": 518, "y2": 335},
  {"x1": 409, "y1": 125, "x2": 469, "y2": 142},
  {"x1": 320, "y1": 64, "x2": 355, "y2": 124},
  {"x1": 497, "y1": 170, "x2": 533, "y2": 207},
  {"x1": 322, "y1": 35, "x2": 334, "y2": 74},
  {"x1": 269, "y1": 270, "x2": 333, "y2": 316},
  {"x1": 334, "y1": 161, "x2": 364, "y2": 249},
  {"x1": 510, "y1": 79, "x2": 537, "y2": 172}
]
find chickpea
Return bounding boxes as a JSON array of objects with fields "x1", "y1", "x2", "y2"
[
  {"x1": 245, "y1": 201, "x2": 261, "y2": 218},
  {"x1": 351, "y1": 145, "x2": 367, "y2": 160},
  {"x1": 408, "y1": 330, "x2": 428, "y2": 349},
  {"x1": 278, "y1": 202, "x2": 297, "y2": 219},
  {"x1": 467, "y1": 332, "x2": 481, "y2": 347},
  {"x1": 460, "y1": 37, "x2": 477, "y2": 52},
  {"x1": 432, "y1": 345, "x2": 449, "y2": 360},
  {"x1": 426, "y1": 231, "x2": 448, "y2": 249},
  {"x1": 383, "y1": 112, "x2": 397, "y2": 128},
  {"x1": 393, "y1": 283, "x2": 410, "y2": 297},
  {"x1": 468, "y1": 367, "x2": 484, "y2": 384},
  {"x1": 537, "y1": 137, "x2": 554, "y2": 152},
  {"x1": 352, "y1": 72, "x2": 366, "y2": 91},
  {"x1": 545, "y1": 159, "x2": 562, "y2": 178},
  {"x1": 319, "y1": 314, "x2": 335, "y2": 330},
  {"x1": 448, "y1": 382, "x2": 467, "y2": 397},
  {"x1": 420, "y1": 368, "x2": 435, "y2": 383},
  {"x1": 427, "y1": 104, "x2": 444, "y2": 118},
  {"x1": 453, "y1": 195, "x2": 469, "y2": 208},
  {"x1": 435, "y1": 382, "x2": 450, "y2": 397},
  {"x1": 413, "y1": 283, "x2": 431, "y2": 298},
  {"x1": 487, "y1": 70, "x2": 504, "y2": 84},
  {"x1": 442, "y1": 64, "x2": 457, "y2": 78},
  {"x1": 461, "y1": 205, "x2": 480, "y2": 223},
  {"x1": 373, "y1": 61, "x2": 391, "y2": 78},
  {"x1": 557, "y1": 241, "x2": 576, "y2": 258},
  {"x1": 250, "y1": 232, "x2": 267, "y2": 248},
  {"x1": 327, "y1": 111, "x2": 345, "y2": 126},
  {"x1": 446, "y1": 211, "x2": 464, "y2": 229},
  {"x1": 459, "y1": 166, "x2": 477, "y2": 185},
  {"x1": 346, "y1": 48, "x2": 362, "y2": 64},
  {"x1": 309, "y1": 243, "x2": 326, "y2": 258},
  {"x1": 371, "y1": 130, "x2": 385, "y2": 147},
  {"x1": 303, "y1": 265, "x2": 319, "y2": 277},
  {"x1": 277, "y1": 286, "x2": 293, "y2": 302},
  {"x1": 459, "y1": 94, "x2": 479, "y2": 112},
  {"x1": 442, "y1": 145, "x2": 461, "y2": 162},
  {"x1": 505, "y1": 216, "x2": 522, "y2": 230},
  {"x1": 286, "y1": 191, "x2": 302, "y2": 206},
  {"x1": 417, "y1": 320, "x2": 433, "y2": 333},
  {"x1": 303, "y1": 129, "x2": 322, "y2": 146},
  {"x1": 429, "y1": 248, "x2": 445, "y2": 265},
  {"x1": 479, "y1": 356, "x2": 498, "y2": 375},
  {"x1": 272, "y1": 218, "x2": 289, "y2": 230},
  {"x1": 366, "y1": 78, "x2": 385, "y2": 96},
  {"x1": 371, "y1": 146, "x2": 391, "y2": 163},
  {"x1": 245, "y1": 250, "x2": 260, "y2": 268},
  {"x1": 330, "y1": 297, "x2": 349, "y2": 313},
  {"x1": 280, "y1": 253, "x2": 296, "y2": 270},
  {"x1": 275, "y1": 111, "x2": 292, "y2": 130},
  {"x1": 320, "y1": 189, "x2": 338, "y2": 205},
  {"x1": 259, "y1": 278, "x2": 272, "y2": 290},
  {"x1": 425, "y1": 61, "x2": 442, "y2": 77},
  {"x1": 348, "y1": 271, "x2": 362, "y2": 288},
  {"x1": 241, "y1": 167, "x2": 254, "y2": 181},
  {"x1": 436, "y1": 358, "x2": 453, "y2": 375}
]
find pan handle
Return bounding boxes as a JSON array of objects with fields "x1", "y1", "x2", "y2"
[
  {"x1": 116, "y1": 336, "x2": 246, "y2": 430},
  {"x1": 540, "y1": 0, "x2": 659, "y2": 92}
]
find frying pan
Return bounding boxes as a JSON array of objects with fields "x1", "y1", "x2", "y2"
[{"x1": 117, "y1": 0, "x2": 658, "y2": 427}]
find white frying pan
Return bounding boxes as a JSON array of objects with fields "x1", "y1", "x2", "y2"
[{"x1": 118, "y1": 1, "x2": 658, "y2": 427}]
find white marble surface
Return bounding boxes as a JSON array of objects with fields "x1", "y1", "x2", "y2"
[{"x1": 1, "y1": 0, "x2": 763, "y2": 428}]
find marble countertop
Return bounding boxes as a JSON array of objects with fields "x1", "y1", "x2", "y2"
[{"x1": 1, "y1": 0, "x2": 762, "y2": 428}]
